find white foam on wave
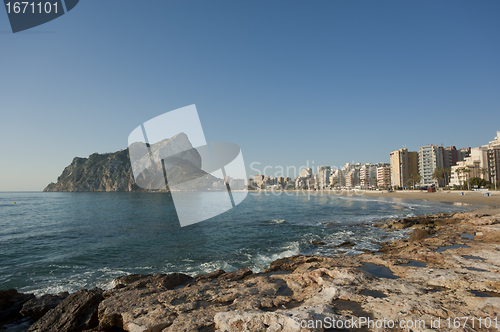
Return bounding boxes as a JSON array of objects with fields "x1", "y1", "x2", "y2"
[
  {"x1": 192, "y1": 261, "x2": 236, "y2": 275},
  {"x1": 267, "y1": 219, "x2": 286, "y2": 224},
  {"x1": 249, "y1": 241, "x2": 301, "y2": 272},
  {"x1": 19, "y1": 266, "x2": 144, "y2": 296}
]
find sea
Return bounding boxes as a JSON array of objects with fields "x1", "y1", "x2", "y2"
[{"x1": 0, "y1": 191, "x2": 468, "y2": 295}]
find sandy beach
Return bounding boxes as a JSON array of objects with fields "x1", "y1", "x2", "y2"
[
  {"x1": 363, "y1": 190, "x2": 500, "y2": 213},
  {"x1": 253, "y1": 188, "x2": 500, "y2": 212}
]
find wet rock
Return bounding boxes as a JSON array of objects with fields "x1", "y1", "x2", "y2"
[
  {"x1": 28, "y1": 288, "x2": 103, "y2": 332},
  {"x1": 195, "y1": 269, "x2": 225, "y2": 282},
  {"x1": 113, "y1": 273, "x2": 193, "y2": 291},
  {"x1": 332, "y1": 240, "x2": 354, "y2": 248},
  {"x1": 265, "y1": 255, "x2": 324, "y2": 272},
  {"x1": 0, "y1": 289, "x2": 35, "y2": 327},
  {"x1": 409, "y1": 228, "x2": 429, "y2": 242},
  {"x1": 1, "y1": 316, "x2": 33, "y2": 332},
  {"x1": 112, "y1": 274, "x2": 146, "y2": 288},
  {"x1": 218, "y1": 268, "x2": 253, "y2": 281},
  {"x1": 20, "y1": 292, "x2": 69, "y2": 321}
]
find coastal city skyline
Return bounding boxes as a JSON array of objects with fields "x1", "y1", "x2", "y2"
[
  {"x1": 2, "y1": 1, "x2": 500, "y2": 191},
  {"x1": 249, "y1": 130, "x2": 500, "y2": 191}
]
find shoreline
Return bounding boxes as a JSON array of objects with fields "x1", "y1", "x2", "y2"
[
  {"x1": 251, "y1": 188, "x2": 500, "y2": 211},
  {"x1": 3, "y1": 205, "x2": 500, "y2": 331}
]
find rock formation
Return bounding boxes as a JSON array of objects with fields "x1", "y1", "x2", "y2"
[{"x1": 44, "y1": 133, "x2": 218, "y2": 192}]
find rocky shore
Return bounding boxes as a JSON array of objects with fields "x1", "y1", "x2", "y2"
[{"x1": 2, "y1": 210, "x2": 500, "y2": 332}]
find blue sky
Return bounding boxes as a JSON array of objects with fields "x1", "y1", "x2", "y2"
[{"x1": 1, "y1": 0, "x2": 499, "y2": 190}]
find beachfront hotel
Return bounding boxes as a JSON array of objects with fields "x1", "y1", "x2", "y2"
[{"x1": 390, "y1": 148, "x2": 418, "y2": 188}]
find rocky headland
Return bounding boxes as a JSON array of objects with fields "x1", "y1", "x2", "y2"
[
  {"x1": 3, "y1": 210, "x2": 500, "y2": 332},
  {"x1": 43, "y1": 133, "x2": 217, "y2": 192}
]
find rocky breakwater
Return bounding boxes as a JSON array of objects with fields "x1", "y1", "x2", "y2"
[{"x1": 2, "y1": 210, "x2": 500, "y2": 331}]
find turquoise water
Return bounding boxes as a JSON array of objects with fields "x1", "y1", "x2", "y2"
[{"x1": 0, "y1": 192, "x2": 466, "y2": 295}]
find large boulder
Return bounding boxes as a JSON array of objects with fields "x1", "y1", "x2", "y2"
[
  {"x1": 218, "y1": 268, "x2": 252, "y2": 282},
  {"x1": 0, "y1": 289, "x2": 35, "y2": 327},
  {"x1": 20, "y1": 292, "x2": 69, "y2": 321},
  {"x1": 28, "y1": 288, "x2": 103, "y2": 332},
  {"x1": 113, "y1": 273, "x2": 193, "y2": 290}
]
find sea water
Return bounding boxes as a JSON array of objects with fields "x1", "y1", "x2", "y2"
[{"x1": 0, "y1": 191, "x2": 467, "y2": 295}]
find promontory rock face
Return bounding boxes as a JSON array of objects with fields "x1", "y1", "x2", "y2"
[{"x1": 44, "y1": 133, "x2": 216, "y2": 192}]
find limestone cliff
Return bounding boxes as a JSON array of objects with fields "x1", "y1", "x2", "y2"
[{"x1": 44, "y1": 133, "x2": 218, "y2": 192}]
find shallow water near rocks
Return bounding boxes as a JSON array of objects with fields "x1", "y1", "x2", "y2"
[
  {"x1": 399, "y1": 260, "x2": 427, "y2": 268},
  {"x1": 359, "y1": 289, "x2": 387, "y2": 298},
  {"x1": 436, "y1": 244, "x2": 470, "y2": 253},
  {"x1": 358, "y1": 263, "x2": 399, "y2": 279},
  {"x1": 0, "y1": 192, "x2": 467, "y2": 295},
  {"x1": 463, "y1": 255, "x2": 484, "y2": 260},
  {"x1": 465, "y1": 267, "x2": 488, "y2": 272},
  {"x1": 460, "y1": 233, "x2": 474, "y2": 240},
  {"x1": 471, "y1": 290, "x2": 500, "y2": 297}
]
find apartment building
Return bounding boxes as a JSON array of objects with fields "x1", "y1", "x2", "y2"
[
  {"x1": 449, "y1": 131, "x2": 500, "y2": 187},
  {"x1": 345, "y1": 168, "x2": 359, "y2": 188},
  {"x1": 359, "y1": 163, "x2": 377, "y2": 188},
  {"x1": 390, "y1": 148, "x2": 418, "y2": 188},
  {"x1": 376, "y1": 164, "x2": 391, "y2": 188},
  {"x1": 317, "y1": 166, "x2": 331, "y2": 190},
  {"x1": 418, "y1": 145, "x2": 445, "y2": 187}
]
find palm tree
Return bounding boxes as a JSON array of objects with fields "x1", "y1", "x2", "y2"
[
  {"x1": 432, "y1": 168, "x2": 444, "y2": 187},
  {"x1": 455, "y1": 167, "x2": 463, "y2": 188},
  {"x1": 462, "y1": 168, "x2": 472, "y2": 190},
  {"x1": 478, "y1": 167, "x2": 489, "y2": 180},
  {"x1": 409, "y1": 172, "x2": 421, "y2": 189}
]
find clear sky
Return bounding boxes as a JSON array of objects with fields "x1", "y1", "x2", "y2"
[{"x1": 1, "y1": 0, "x2": 499, "y2": 191}]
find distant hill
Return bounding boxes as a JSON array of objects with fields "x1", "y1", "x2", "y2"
[{"x1": 44, "y1": 133, "x2": 219, "y2": 192}]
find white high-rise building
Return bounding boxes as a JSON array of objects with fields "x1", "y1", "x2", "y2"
[
  {"x1": 300, "y1": 168, "x2": 313, "y2": 178},
  {"x1": 418, "y1": 145, "x2": 446, "y2": 187},
  {"x1": 359, "y1": 164, "x2": 377, "y2": 188},
  {"x1": 376, "y1": 164, "x2": 391, "y2": 188},
  {"x1": 317, "y1": 166, "x2": 331, "y2": 189}
]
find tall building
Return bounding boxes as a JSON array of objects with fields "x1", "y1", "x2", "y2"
[
  {"x1": 418, "y1": 145, "x2": 445, "y2": 187},
  {"x1": 345, "y1": 168, "x2": 360, "y2": 188},
  {"x1": 254, "y1": 175, "x2": 264, "y2": 187},
  {"x1": 449, "y1": 147, "x2": 488, "y2": 187},
  {"x1": 329, "y1": 170, "x2": 339, "y2": 188},
  {"x1": 376, "y1": 164, "x2": 391, "y2": 188},
  {"x1": 487, "y1": 131, "x2": 500, "y2": 185},
  {"x1": 300, "y1": 168, "x2": 313, "y2": 178},
  {"x1": 449, "y1": 131, "x2": 500, "y2": 187},
  {"x1": 444, "y1": 146, "x2": 470, "y2": 168},
  {"x1": 317, "y1": 166, "x2": 331, "y2": 189},
  {"x1": 359, "y1": 164, "x2": 377, "y2": 188},
  {"x1": 390, "y1": 148, "x2": 418, "y2": 188},
  {"x1": 419, "y1": 144, "x2": 470, "y2": 187}
]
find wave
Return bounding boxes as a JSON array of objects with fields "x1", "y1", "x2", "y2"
[
  {"x1": 266, "y1": 219, "x2": 286, "y2": 224},
  {"x1": 248, "y1": 241, "x2": 300, "y2": 272}
]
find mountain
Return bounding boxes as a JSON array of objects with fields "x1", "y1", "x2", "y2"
[{"x1": 43, "y1": 133, "x2": 219, "y2": 192}]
